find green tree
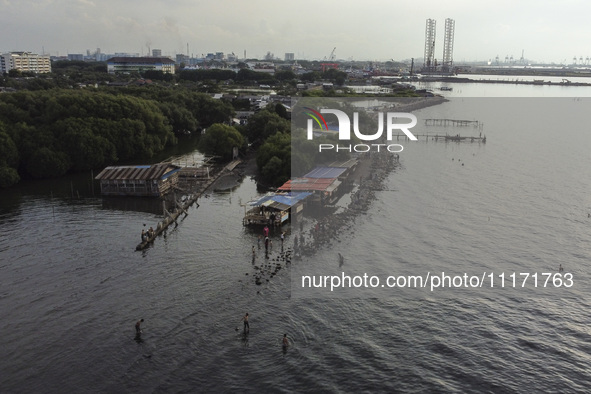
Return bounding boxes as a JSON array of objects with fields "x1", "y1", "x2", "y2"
[
  {"x1": 323, "y1": 68, "x2": 347, "y2": 85},
  {"x1": 275, "y1": 70, "x2": 296, "y2": 81},
  {"x1": 0, "y1": 129, "x2": 19, "y2": 168},
  {"x1": 142, "y1": 70, "x2": 174, "y2": 82},
  {"x1": 243, "y1": 109, "x2": 290, "y2": 145},
  {"x1": 0, "y1": 166, "x2": 20, "y2": 188},
  {"x1": 301, "y1": 71, "x2": 321, "y2": 82},
  {"x1": 274, "y1": 102, "x2": 288, "y2": 119},
  {"x1": 198, "y1": 123, "x2": 245, "y2": 160},
  {"x1": 26, "y1": 147, "x2": 71, "y2": 178},
  {"x1": 256, "y1": 132, "x2": 291, "y2": 186}
]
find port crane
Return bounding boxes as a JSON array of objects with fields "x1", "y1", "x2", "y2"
[{"x1": 321, "y1": 47, "x2": 338, "y2": 72}]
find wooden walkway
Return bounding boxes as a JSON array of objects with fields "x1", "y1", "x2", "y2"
[
  {"x1": 424, "y1": 118, "x2": 481, "y2": 127},
  {"x1": 135, "y1": 159, "x2": 241, "y2": 251},
  {"x1": 390, "y1": 132, "x2": 486, "y2": 142}
]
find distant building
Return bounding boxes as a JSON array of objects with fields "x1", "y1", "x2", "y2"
[
  {"x1": 68, "y1": 54, "x2": 84, "y2": 61},
  {"x1": 95, "y1": 53, "x2": 109, "y2": 62},
  {"x1": 152, "y1": 49, "x2": 162, "y2": 57},
  {"x1": 285, "y1": 53, "x2": 295, "y2": 61},
  {"x1": 95, "y1": 164, "x2": 181, "y2": 197},
  {"x1": 175, "y1": 54, "x2": 190, "y2": 65},
  {"x1": 106, "y1": 56, "x2": 176, "y2": 74},
  {"x1": 248, "y1": 62, "x2": 275, "y2": 74},
  {"x1": 0, "y1": 52, "x2": 51, "y2": 74}
]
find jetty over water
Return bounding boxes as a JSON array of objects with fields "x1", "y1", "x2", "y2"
[
  {"x1": 424, "y1": 118, "x2": 481, "y2": 127},
  {"x1": 390, "y1": 132, "x2": 486, "y2": 143},
  {"x1": 385, "y1": 117, "x2": 486, "y2": 142},
  {"x1": 135, "y1": 159, "x2": 241, "y2": 251}
]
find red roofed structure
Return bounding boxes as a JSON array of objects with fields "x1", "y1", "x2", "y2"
[{"x1": 277, "y1": 177, "x2": 341, "y2": 205}]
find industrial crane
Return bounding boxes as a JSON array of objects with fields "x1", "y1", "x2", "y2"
[
  {"x1": 328, "y1": 47, "x2": 336, "y2": 61},
  {"x1": 321, "y1": 47, "x2": 338, "y2": 72}
]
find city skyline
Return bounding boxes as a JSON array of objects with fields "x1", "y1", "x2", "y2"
[{"x1": 2, "y1": 0, "x2": 591, "y2": 64}]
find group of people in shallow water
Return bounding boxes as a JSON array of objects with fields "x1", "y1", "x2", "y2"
[
  {"x1": 239, "y1": 313, "x2": 289, "y2": 349},
  {"x1": 135, "y1": 225, "x2": 293, "y2": 350},
  {"x1": 134, "y1": 315, "x2": 290, "y2": 350},
  {"x1": 140, "y1": 226, "x2": 155, "y2": 242},
  {"x1": 253, "y1": 225, "x2": 289, "y2": 259}
]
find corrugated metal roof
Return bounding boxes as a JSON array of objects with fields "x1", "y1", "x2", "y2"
[
  {"x1": 277, "y1": 178, "x2": 339, "y2": 192},
  {"x1": 248, "y1": 192, "x2": 312, "y2": 209},
  {"x1": 303, "y1": 167, "x2": 347, "y2": 178},
  {"x1": 95, "y1": 164, "x2": 181, "y2": 181},
  {"x1": 327, "y1": 158, "x2": 358, "y2": 169},
  {"x1": 107, "y1": 57, "x2": 175, "y2": 64}
]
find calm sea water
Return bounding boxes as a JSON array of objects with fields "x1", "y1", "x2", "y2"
[{"x1": 1, "y1": 86, "x2": 591, "y2": 393}]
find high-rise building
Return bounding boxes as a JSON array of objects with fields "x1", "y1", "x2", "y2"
[
  {"x1": 0, "y1": 52, "x2": 51, "y2": 74},
  {"x1": 285, "y1": 53, "x2": 295, "y2": 61},
  {"x1": 152, "y1": 49, "x2": 162, "y2": 57}
]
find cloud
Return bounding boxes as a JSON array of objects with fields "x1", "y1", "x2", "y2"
[{"x1": 75, "y1": 0, "x2": 95, "y2": 6}]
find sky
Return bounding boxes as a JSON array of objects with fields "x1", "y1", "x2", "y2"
[{"x1": 2, "y1": 0, "x2": 591, "y2": 64}]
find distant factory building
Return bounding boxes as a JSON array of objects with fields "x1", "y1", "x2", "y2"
[
  {"x1": 0, "y1": 52, "x2": 51, "y2": 74},
  {"x1": 106, "y1": 56, "x2": 176, "y2": 74},
  {"x1": 176, "y1": 54, "x2": 190, "y2": 65}
]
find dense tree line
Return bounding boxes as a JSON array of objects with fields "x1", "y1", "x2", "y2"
[
  {"x1": 178, "y1": 69, "x2": 236, "y2": 82},
  {"x1": 108, "y1": 85, "x2": 235, "y2": 132},
  {"x1": 0, "y1": 79, "x2": 245, "y2": 187},
  {"x1": 0, "y1": 90, "x2": 178, "y2": 186}
]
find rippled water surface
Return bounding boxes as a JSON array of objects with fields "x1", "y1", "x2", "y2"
[{"x1": 1, "y1": 96, "x2": 591, "y2": 393}]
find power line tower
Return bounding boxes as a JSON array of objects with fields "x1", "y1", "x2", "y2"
[
  {"x1": 442, "y1": 18, "x2": 455, "y2": 72},
  {"x1": 423, "y1": 19, "x2": 437, "y2": 71}
]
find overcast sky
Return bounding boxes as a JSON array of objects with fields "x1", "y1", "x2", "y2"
[{"x1": 2, "y1": 0, "x2": 590, "y2": 64}]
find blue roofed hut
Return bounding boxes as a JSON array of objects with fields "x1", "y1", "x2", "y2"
[{"x1": 243, "y1": 192, "x2": 312, "y2": 226}]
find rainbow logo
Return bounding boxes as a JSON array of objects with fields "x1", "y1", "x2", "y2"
[{"x1": 303, "y1": 107, "x2": 329, "y2": 131}]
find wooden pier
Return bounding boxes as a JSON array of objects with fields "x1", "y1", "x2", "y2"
[
  {"x1": 390, "y1": 132, "x2": 486, "y2": 143},
  {"x1": 424, "y1": 118, "x2": 481, "y2": 127},
  {"x1": 135, "y1": 159, "x2": 241, "y2": 251}
]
